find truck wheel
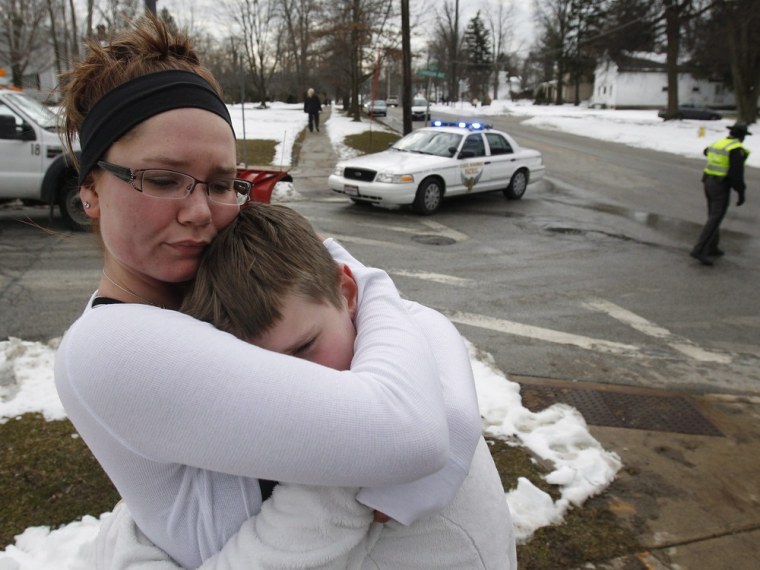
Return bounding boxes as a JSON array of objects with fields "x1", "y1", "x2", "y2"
[{"x1": 59, "y1": 177, "x2": 91, "y2": 232}]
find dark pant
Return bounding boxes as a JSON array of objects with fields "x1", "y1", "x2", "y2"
[
  {"x1": 692, "y1": 176, "x2": 730, "y2": 257},
  {"x1": 308, "y1": 112, "x2": 319, "y2": 132}
]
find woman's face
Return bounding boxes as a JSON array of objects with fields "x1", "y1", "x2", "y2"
[{"x1": 82, "y1": 108, "x2": 239, "y2": 289}]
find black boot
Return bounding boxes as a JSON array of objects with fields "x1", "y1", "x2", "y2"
[{"x1": 690, "y1": 252, "x2": 713, "y2": 266}]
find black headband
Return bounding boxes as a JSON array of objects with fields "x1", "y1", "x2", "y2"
[{"x1": 77, "y1": 69, "x2": 234, "y2": 185}]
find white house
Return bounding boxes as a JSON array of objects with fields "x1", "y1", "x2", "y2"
[{"x1": 590, "y1": 52, "x2": 736, "y2": 109}]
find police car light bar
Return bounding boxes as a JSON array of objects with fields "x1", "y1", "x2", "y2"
[{"x1": 431, "y1": 120, "x2": 492, "y2": 130}]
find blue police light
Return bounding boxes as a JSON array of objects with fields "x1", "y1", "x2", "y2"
[{"x1": 430, "y1": 120, "x2": 492, "y2": 131}]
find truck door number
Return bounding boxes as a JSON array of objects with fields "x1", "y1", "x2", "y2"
[{"x1": 31, "y1": 144, "x2": 40, "y2": 156}]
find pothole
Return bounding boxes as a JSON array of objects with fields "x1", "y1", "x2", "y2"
[{"x1": 411, "y1": 234, "x2": 457, "y2": 245}]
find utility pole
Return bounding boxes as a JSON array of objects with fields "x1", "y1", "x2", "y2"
[
  {"x1": 401, "y1": 0, "x2": 412, "y2": 134},
  {"x1": 145, "y1": 0, "x2": 157, "y2": 15},
  {"x1": 453, "y1": 0, "x2": 459, "y2": 102}
]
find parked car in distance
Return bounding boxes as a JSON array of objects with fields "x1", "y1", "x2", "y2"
[
  {"x1": 386, "y1": 95, "x2": 399, "y2": 107},
  {"x1": 365, "y1": 99, "x2": 387, "y2": 117},
  {"x1": 328, "y1": 121, "x2": 545, "y2": 215},
  {"x1": 411, "y1": 97, "x2": 430, "y2": 121},
  {"x1": 658, "y1": 104, "x2": 722, "y2": 120}
]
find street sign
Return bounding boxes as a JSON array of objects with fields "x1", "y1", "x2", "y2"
[{"x1": 418, "y1": 69, "x2": 446, "y2": 79}]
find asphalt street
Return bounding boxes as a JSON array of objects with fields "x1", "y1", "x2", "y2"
[{"x1": 2, "y1": 110, "x2": 759, "y2": 569}]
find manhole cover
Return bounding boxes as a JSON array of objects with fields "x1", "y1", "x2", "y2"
[
  {"x1": 519, "y1": 384, "x2": 723, "y2": 437},
  {"x1": 411, "y1": 234, "x2": 456, "y2": 245}
]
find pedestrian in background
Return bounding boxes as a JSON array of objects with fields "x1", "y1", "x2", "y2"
[
  {"x1": 690, "y1": 122, "x2": 751, "y2": 266},
  {"x1": 304, "y1": 88, "x2": 322, "y2": 133}
]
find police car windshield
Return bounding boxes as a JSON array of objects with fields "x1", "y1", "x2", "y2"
[{"x1": 393, "y1": 130, "x2": 462, "y2": 158}]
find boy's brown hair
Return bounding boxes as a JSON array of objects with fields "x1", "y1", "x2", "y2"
[{"x1": 181, "y1": 203, "x2": 344, "y2": 340}]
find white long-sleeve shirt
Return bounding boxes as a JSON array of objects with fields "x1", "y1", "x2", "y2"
[
  {"x1": 94, "y1": 438, "x2": 515, "y2": 570},
  {"x1": 55, "y1": 240, "x2": 479, "y2": 569},
  {"x1": 89, "y1": 288, "x2": 515, "y2": 569}
]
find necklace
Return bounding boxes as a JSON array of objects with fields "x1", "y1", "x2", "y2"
[{"x1": 101, "y1": 269, "x2": 165, "y2": 309}]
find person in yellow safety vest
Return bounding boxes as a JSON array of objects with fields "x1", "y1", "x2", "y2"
[{"x1": 690, "y1": 122, "x2": 752, "y2": 266}]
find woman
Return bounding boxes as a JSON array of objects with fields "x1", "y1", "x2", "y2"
[{"x1": 54, "y1": 16, "x2": 477, "y2": 569}]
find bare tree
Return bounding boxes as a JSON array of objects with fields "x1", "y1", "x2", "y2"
[
  {"x1": 100, "y1": 0, "x2": 142, "y2": 33},
  {"x1": 277, "y1": 0, "x2": 321, "y2": 93},
  {"x1": 319, "y1": 0, "x2": 396, "y2": 120},
  {"x1": 223, "y1": 0, "x2": 283, "y2": 108},
  {"x1": 717, "y1": 0, "x2": 758, "y2": 123},
  {"x1": 690, "y1": 0, "x2": 759, "y2": 123},
  {"x1": 534, "y1": 0, "x2": 608, "y2": 105},
  {"x1": 86, "y1": 0, "x2": 95, "y2": 39},
  {"x1": 46, "y1": 0, "x2": 65, "y2": 77},
  {"x1": 534, "y1": 0, "x2": 573, "y2": 104},
  {"x1": 484, "y1": 0, "x2": 514, "y2": 101},
  {"x1": 67, "y1": 0, "x2": 79, "y2": 62},
  {"x1": 0, "y1": 0, "x2": 49, "y2": 87},
  {"x1": 433, "y1": 1, "x2": 463, "y2": 102},
  {"x1": 620, "y1": 0, "x2": 717, "y2": 120}
]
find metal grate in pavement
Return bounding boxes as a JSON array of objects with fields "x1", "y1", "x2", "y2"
[{"x1": 518, "y1": 383, "x2": 724, "y2": 437}]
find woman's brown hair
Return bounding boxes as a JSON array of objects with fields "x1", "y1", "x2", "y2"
[{"x1": 59, "y1": 14, "x2": 223, "y2": 166}]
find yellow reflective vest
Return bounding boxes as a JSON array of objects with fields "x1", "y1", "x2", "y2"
[{"x1": 704, "y1": 137, "x2": 750, "y2": 177}]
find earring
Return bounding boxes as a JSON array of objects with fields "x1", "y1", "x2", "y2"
[{"x1": 84, "y1": 202, "x2": 91, "y2": 209}]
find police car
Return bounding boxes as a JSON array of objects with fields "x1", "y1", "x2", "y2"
[{"x1": 328, "y1": 121, "x2": 545, "y2": 214}]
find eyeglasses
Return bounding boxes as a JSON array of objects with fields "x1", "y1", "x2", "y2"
[{"x1": 97, "y1": 160, "x2": 251, "y2": 206}]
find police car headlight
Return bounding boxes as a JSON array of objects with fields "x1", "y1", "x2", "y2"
[
  {"x1": 333, "y1": 165, "x2": 344, "y2": 177},
  {"x1": 376, "y1": 172, "x2": 414, "y2": 184}
]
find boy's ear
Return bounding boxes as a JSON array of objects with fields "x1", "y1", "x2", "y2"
[{"x1": 338, "y1": 264, "x2": 358, "y2": 319}]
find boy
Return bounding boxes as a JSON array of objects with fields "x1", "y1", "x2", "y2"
[{"x1": 97, "y1": 203, "x2": 516, "y2": 569}]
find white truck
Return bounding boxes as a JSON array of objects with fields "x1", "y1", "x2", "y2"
[{"x1": 0, "y1": 87, "x2": 87, "y2": 231}]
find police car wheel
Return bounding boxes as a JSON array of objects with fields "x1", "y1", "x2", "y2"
[
  {"x1": 413, "y1": 177, "x2": 444, "y2": 215},
  {"x1": 504, "y1": 169, "x2": 528, "y2": 200}
]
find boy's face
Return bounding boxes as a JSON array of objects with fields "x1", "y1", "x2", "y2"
[{"x1": 253, "y1": 265, "x2": 358, "y2": 371}]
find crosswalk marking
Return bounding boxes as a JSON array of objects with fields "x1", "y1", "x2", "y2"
[
  {"x1": 583, "y1": 299, "x2": 732, "y2": 363},
  {"x1": 389, "y1": 269, "x2": 475, "y2": 287},
  {"x1": 445, "y1": 310, "x2": 644, "y2": 357},
  {"x1": 307, "y1": 210, "x2": 732, "y2": 364}
]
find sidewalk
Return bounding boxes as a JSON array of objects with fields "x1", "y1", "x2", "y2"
[
  {"x1": 519, "y1": 376, "x2": 760, "y2": 569},
  {"x1": 288, "y1": 112, "x2": 760, "y2": 570},
  {"x1": 288, "y1": 106, "x2": 339, "y2": 197}
]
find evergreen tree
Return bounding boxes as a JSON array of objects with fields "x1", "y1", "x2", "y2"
[{"x1": 462, "y1": 11, "x2": 491, "y2": 102}]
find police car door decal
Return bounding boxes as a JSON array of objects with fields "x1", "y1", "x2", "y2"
[{"x1": 460, "y1": 161, "x2": 484, "y2": 192}]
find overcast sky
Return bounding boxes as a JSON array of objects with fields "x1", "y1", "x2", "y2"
[{"x1": 153, "y1": 0, "x2": 537, "y2": 56}]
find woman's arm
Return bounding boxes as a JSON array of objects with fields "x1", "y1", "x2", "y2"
[
  {"x1": 56, "y1": 241, "x2": 448, "y2": 487},
  {"x1": 357, "y1": 302, "x2": 482, "y2": 524}
]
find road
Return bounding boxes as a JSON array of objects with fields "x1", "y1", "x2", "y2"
[{"x1": 1, "y1": 114, "x2": 758, "y2": 396}]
